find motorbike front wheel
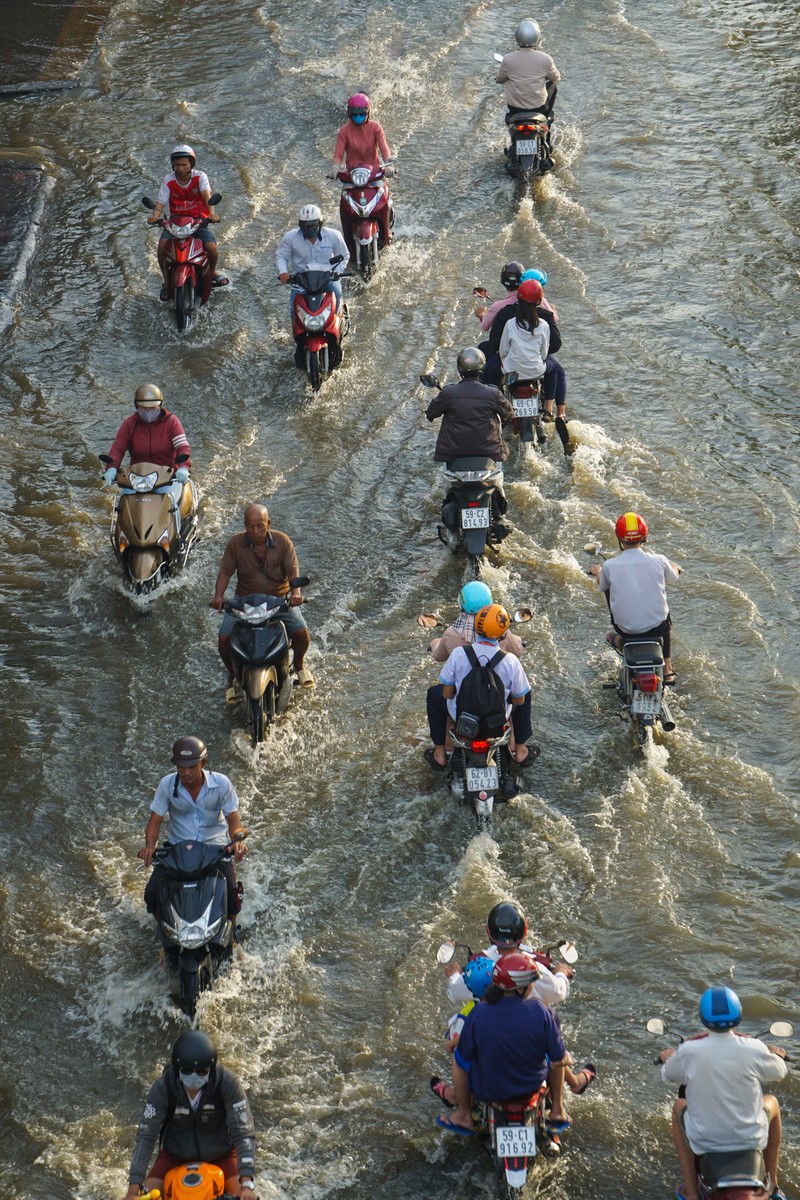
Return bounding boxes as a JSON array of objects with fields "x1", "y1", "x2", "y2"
[
  {"x1": 175, "y1": 280, "x2": 193, "y2": 333},
  {"x1": 306, "y1": 349, "x2": 322, "y2": 392},
  {"x1": 358, "y1": 243, "x2": 373, "y2": 279},
  {"x1": 249, "y1": 693, "x2": 266, "y2": 747},
  {"x1": 179, "y1": 960, "x2": 210, "y2": 1019}
]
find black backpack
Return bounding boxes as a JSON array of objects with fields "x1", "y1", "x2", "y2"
[{"x1": 455, "y1": 645, "x2": 508, "y2": 736}]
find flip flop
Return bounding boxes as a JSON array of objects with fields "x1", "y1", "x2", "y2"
[
  {"x1": 212, "y1": 274, "x2": 230, "y2": 287},
  {"x1": 430, "y1": 1076, "x2": 455, "y2": 1109},
  {"x1": 545, "y1": 1117, "x2": 572, "y2": 1134},
  {"x1": 436, "y1": 1114, "x2": 475, "y2": 1136},
  {"x1": 424, "y1": 748, "x2": 448, "y2": 772},
  {"x1": 663, "y1": 672, "x2": 677, "y2": 687},
  {"x1": 605, "y1": 630, "x2": 623, "y2": 650},
  {"x1": 513, "y1": 744, "x2": 541, "y2": 769},
  {"x1": 555, "y1": 416, "x2": 572, "y2": 451},
  {"x1": 159, "y1": 285, "x2": 171, "y2": 302},
  {"x1": 572, "y1": 1063, "x2": 596, "y2": 1095}
]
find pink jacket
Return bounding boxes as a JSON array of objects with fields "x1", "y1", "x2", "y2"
[
  {"x1": 333, "y1": 120, "x2": 391, "y2": 168},
  {"x1": 108, "y1": 410, "x2": 191, "y2": 469}
]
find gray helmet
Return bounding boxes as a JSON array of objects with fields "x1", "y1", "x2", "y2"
[
  {"x1": 171, "y1": 735, "x2": 207, "y2": 766},
  {"x1": 515, "y1": 18, "x2": 541, "y2": 47},
  {"x1": 456, "y1": 346, "x2": 486, "y2": 378}
]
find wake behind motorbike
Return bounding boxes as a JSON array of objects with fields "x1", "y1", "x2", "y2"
[
  {"x1": 336, "y1": 162, "x2": 395, "y2": 279},
  {"x1": 286, "y1": 258, "x2": 351, "y2": 391},
  {"x1": 221, "y1": 579, "x2": 310, "y2": 748},
  {"x1": 99, "y1": 455, "x2": 199, "y2": 597},
  {"x1": 147, "y1": 833, "x2": 247, "y2": 1019},
  {"x1": 142, "y1": 193, "x2": 222, "y2": 333},
  {"x1": 648, "y1": 1015, "x2": 793, "y2": 1200}
]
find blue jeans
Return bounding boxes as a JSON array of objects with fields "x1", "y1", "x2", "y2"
[{"x1": 219, "y1": 593, "x2": 309, "y2": 638}]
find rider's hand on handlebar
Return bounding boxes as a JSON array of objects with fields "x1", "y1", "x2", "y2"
[
  {"x1": 146, "y1": 215, "x2": 161, "y2": 225},
  {"x1": 658, "y1": 1048, "x2": 676, "y2": 1063},
  {"x1": 209, "y1": 596, "x2": 224, "y2": 611},
  {"x1": 278, "y1": 272, "x2": 290, "y2": 285},
  {"x1": 553, "y1": 963, "x2": 574, "y2": 979},
  {"x1": 138, "y1": 846, "x2": 156, "y2": 868},
  {"x1": 768, "y1": 1045, "x2": 787, "y2": 1059},
  {"x1": 326, "y1": 170, "x2": 338, "y2": 180},
  {"x1": 586, "y1": 564, "x2": 602, "y2": 579}
]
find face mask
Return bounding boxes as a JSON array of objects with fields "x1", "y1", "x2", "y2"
[
  {"x1": 179, "y1": 1070, "x2": 210, "y2": 1090},
  {"x1": 136, "y1": 406, "x2": 161, "y2": 424},
  {"x1": 351, "y1": 113, "x2": 367, "y2": 124}
]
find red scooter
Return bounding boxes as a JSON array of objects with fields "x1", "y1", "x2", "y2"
[
  {"x1": 141, "y1": 192, "x2": 222, "y2": 333},
  {"x1": 287, "y1": 256, "x2": 351, "y2": 391},
  {"x1": 337, "y1": 163, "x2": 394, "y2": 279}
]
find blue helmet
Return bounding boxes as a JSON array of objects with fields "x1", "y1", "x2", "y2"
[
  {"x1": 459, "y1": 581, "x2": 492, "y2": 613},
  {"x1": 699, "y1": 986, "x2": 742, "y2": 1031},
  {"x1": 521, "y1": 268, "x2": 548, "y2": 288},
  {"x1": 463, "y1": 955, "x2": 495, "y2": 1000}
]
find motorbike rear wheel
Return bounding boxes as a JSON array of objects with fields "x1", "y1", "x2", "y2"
[
  {"x1": 306, "y1": 349, "x2": 322, "y2": 392},
  {"x1": 175, "y1": 280, "x2": 193, "y2": 333}
]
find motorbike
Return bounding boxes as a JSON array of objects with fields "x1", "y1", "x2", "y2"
[
  {"x1": 141, "y1": 192, "x2": 222, "y2": 333},
  {"x1": 503, "y1": 370, "x2": 546, "y2": 446},
  {"x1": 494, "y1": 55, "x2": 557, "y2": 187},
  {"x1": 286, "y1": 257, "x2": 351, "y2": 392},
  {"x1": 584, "y1": 541, "x2": 677, "y2": 746},
  {"x1": 147, "y1": 832, "x2": 247, "y2": 1019},
  {"x1": 221, "y1": 579, "x2": 310, "y2": 748},
  {"x1": 98, "y1": 454, "x2": 199, "y2": 597},
  {"x1": 647, "y1": 1015, "x2": 793, "y2": 1200},
  {"x1": 420, "y1": 374, "x2": 511, "y2": 574},
  {"x1": 336, "y1": 161, "x2": 395, "y2": 279}
]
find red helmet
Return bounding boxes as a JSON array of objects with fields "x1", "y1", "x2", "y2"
[
  {"x1": 492, "y1": 952, "x2": 540, "y2": 992},
  {"x1": 615, "y1": 511, "x2": 648, "y2": 544},
  {"x1": 347, "y1": 92, "x2": 370, "y2": 117},
  {"x1": 517, "y1": 278, "x2": 543, "y2": 306}
]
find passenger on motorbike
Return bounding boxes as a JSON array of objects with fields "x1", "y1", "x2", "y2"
[
  {"x1": 496, "y1": 19, "x2": 561, "y2": 147},
  {"x1": 211, "y1": 503, "x2": 313, "y2": 698},
  {"x1": 431, "y1": 955, "x2": 495, "y2": 1108},
  {"x1": 275, "y1": 204, "x2": 350, "y2": 313},
  {"x1": 147, "y1": 143, "x2": 226, "y2": 302},
  {"x1": 103, "y1": 384, "x2": 191, "y2": 510},
  {"x1": 658, "y1": 987, "x2": 788, "y2": 1200},
  {"x1": 429, "y1": 581, "x2": 524, "y2": 663},
  {"x1": 486, "y1": 275, "x2": 566, "y2": 424},
  {"x1": 327, "y1": 92, "x2": 394, "y2": 252},
  {"x1": 123, "y1": 1031, "x2": 256, "y2": 1200},
  {"x1": 587, "y1": 511, "x2": 682, "y2": 686},
  {"x1": 440, "y1": 952, "x2": 568, "y2": 1135},
  {"x1": 425, "y1": 604, "x2": 535, "y2": 769},
  {"x1": 139, "y1": 737, "x2": 247, "y2": 921}
]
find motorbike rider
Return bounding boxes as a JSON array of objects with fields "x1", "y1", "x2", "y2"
[
  {"x1": 123, "y1": 1030, "x2": 256, "y2": 1200},
  {"x1": 587, "y1": 511, "x2": 682, "y2": 686},
  {"x1": 147, "y1": 143, "x2": 226, "y2": 302},
  {"x1": 429, "y1": 581, "x2": 524, "y2": 663},
  {"x1": 275, "y1": 203, "x2": 350, "y2": 317},
  {"x1": 484, "y1": 277, "x2": 563, "y2": 413},
  {"x1": 475, "y1": 261, "x2": 525, "y2": 332},
  {"x1": 658, "y1": 987, "x2": 788, "y2": 1200},
  {"x1": 425, "y1": 604, "x2": 536, "y2": 769},
  {"x1": 139, "y1": 737, "x2": 247, "y2": 920},
  {"x1": 496, "y1": 19, "x2": 561, "y2": 168},
  {"x1": 103, "y1": 384, "x2": 191, "y2": 511},
  {"x1": 438, "y1": 952, "x2": 568, "y2": 1135},
  {"x1": 327, "y1": 92, "x2": 394, "y2": 254},
  {"x1": 211, "y1": 503, "x2": 313, "y2": 698}
]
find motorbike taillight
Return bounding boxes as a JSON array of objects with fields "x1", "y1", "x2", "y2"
[
  {"x1": 466, "y1": 501, "x2": 480, "y2": 508},
  {"x1": 471, "y1": 739, "x2": 490, "y2": 752},
  {"x1": 637, "y1": 672, "x2": 659, "y2": 693},
  {"x1": 517, "y1": 124, "x2": 535, "y2": 133}
]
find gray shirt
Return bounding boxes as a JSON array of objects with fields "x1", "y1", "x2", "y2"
[
  {"x1": 150, "y1": 769, "x2": 239, "y2": 846},
  {"x1": 496, "y1": 48, "x2": 560, "y2": 110}
]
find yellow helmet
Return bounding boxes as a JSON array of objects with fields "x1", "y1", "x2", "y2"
[{"x1": 475, "y1": 604, "x2": 510, "y2": 640}]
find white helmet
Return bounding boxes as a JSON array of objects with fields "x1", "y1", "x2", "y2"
[
  {"x1": 299, "y1": 204, "x2": 322, "y2": 223},
  {"x1": 515, "y1": 19, "x2": 541, "y2": 47},
  {"x1": 170, "y1": 143, "x2": 196, "y2": 168}
]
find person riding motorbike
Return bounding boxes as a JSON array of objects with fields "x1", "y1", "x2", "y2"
[
  {"x1": 475, "y1": 261, "x2": 526, "y2": 332},
  {"x1": 139, "y1": 737, "x2": 247, "y2": 920},
  {"x1": 103, "y1": 384, "x2": 191, "y2": 510},
  {"x1": 437, "y1": 952, "x2": 569, "y2": 1135},
  {"x1": 147, "y1": 143, "x2": 227, "y2": 302},
  {"x1": 327, "y1": 92, "x2": 394, "y2": 254},
  {"x1": 425, "y1": 604, "x2": 536, "y2": 770},
  {"x1": 658, "y1": 987, "x2": 788, "y2": 1200},
  {"x1": 587, "y1": 511, "x2": 682, "y2": 685},
  {"x1": 496, "y1": 19, "x2": 561, "y2": 168},
  {"x1": 275, "y1": 203, "x2": 350, "y2": 315},
  {"x1": 429, "y1": 581, "x2": 524, "y2": 663},
  {"x1": 123, "y1": 1031, "x2": 256, "y2": 1200}
]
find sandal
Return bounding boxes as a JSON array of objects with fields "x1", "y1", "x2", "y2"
[
  {"x1": 572, "y1": 1063, "x2": 596, "y2": 1095},
  {"x1": 424, "y1": 747, "x2": 448, "y2": 772},
  {"x1": 430, "y1": 1076, "x2": 455, "y2": 1109},
  {"x1": 513, "y1": 744, "x2": 541, "y2": 769},
  {"x1": 159, "y1": 284, "x2": 171, "y2": 302},
  {"x1": 225, "y1": 682, "x2": 242, "y2": 705},
  {"x1": 605, "y1": 630, "x2": 623, "y2": 651},
  {"x1": 663, "y1": 672, "x2": 676, "y2": 687},
  {"x1": 545, "y1": 1117, "x2": 572, "y2": 1134},
  {"x1": 212, "y1": 274, "x2": 230, "y2": 288}
]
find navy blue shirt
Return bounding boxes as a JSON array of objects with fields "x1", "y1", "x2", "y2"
[{"x1": 454, "y1": 994, "x2": 566, "y2": 1101}]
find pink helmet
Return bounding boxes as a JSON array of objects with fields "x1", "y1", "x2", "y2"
[{"x1": 347, "y1": 92, "x2": 370, "y2": 118}]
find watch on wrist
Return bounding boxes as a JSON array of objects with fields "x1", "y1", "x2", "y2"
[{"x1": 240, "y1": 1181, "x2": 255, "y2": 1192}]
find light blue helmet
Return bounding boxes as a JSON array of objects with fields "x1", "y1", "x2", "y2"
[
  {"x1": 699, "y1": 986, "x2": 742, "y2": 1031},
  {"x1": 521, "y1": 267, "x2": 548, "y2": 288},
  {"x1": 459, "y1": 581, "x2": 493, "y2": 613},
  {"x1": 463, "y1": 955, "x2": 495, "y2": 999}
]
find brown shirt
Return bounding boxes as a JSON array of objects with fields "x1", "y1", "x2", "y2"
[{"x1": 220, "y1": 530, "x2": 300, "y2": 597}]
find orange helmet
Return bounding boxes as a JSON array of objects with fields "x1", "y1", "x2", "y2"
[
  {"x1": 475, "y1": 604, "x2": 511, "y2": 640},
  {"x1": 615, "y1": 511, "x2": 648, "y2": 544},
  {"x1": 163, "y1": 1162, "x2": 225, "y2": 1200}
]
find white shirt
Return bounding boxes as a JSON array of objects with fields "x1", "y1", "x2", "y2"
[
  {"x1": 598, "y1": 546, "x2": 680, "y2": 632},
  {"x1": 275, "y1": 226, "x2": 350, "y2": 276},
  {"x1": 447, "y1": 943, "x2": 570, "y2": 1009},
  {"x1": 499, "y1": 318, "x2": 550, "y2": 379},
  {"x1": 150, "y1": 769, "x2": 239, "y2": 846},
  {"x1": 662, "y1": 1031, "x2": 787, "y2": 1153},
  {"x1": 439, "y1": 638, "x2": 530, "y2": 722}
]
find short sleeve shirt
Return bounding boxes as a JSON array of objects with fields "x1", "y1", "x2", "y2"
[
  {"x1": 455, "y1": 994, "x2": 566, "y2": 1101},
  {"x1": 220, "y1": 530, "x2": 300, "y2": 598},
  {"x1": 440, "y1": 638, "x2": 530, "y2": 721},
  {"x1": 598, "y1": 546, "x2": 680, "y2": 633},
  {"x1": 150, "y1": 769, "x2": 239, "y2": 846}
]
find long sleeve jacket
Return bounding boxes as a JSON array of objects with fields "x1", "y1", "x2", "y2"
[{"x1": 108, "y1": 410, "x2": 191, "y2": 470}]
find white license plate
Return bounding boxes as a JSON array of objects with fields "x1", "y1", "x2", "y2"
[
  {"x1": 466, "y1": 765, "x2": 498, "y2": 792},
  {"x1": 496, "y1": 1124, "x2": 537, "y2": 1158},
  {"x1": 461, "y1": 507, "x2": 490, "y2": 529},
  {"x1": 515, "y1": 139, "x2": 538, "y2": 154},
  {"x1": 632, "y1": 690, "x2": 661, "y2": 716},
  {"x1": 513, "y1": 396, "x2": 538, "y2": 417}
]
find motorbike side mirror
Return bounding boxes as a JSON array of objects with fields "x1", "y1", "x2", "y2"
[
  {"x1": 141, "y1": 196, "x2": 156, "y2": 210},
  {"x1": 175, "y1": 453, "x2": 190, "y2": 464},
  {"x1": 584, "y1": 540, "x2": 605, "y2": 556},
  {"x1": 436, "y1": 941, "x2": 456, "y2": 964},
  {"x1": 330, "y1": 254, "x2": 344, "y2": 266},
  {"x1": 646, "y1": 1018, "x2": 665, "y2": 1036},
  {"x1": 98, "y1": 453, "x2": 112, "y2": 464},
  {"x1": 769, "y1": 1021, "x2": 794, "y2": 1039},
  {"x1": 419, "y1": 374, "x2": 441, "y2": 390},
  {"x1": 513, "y1": 607, "x2": 533, "y2": 624},
  {"x1": 494, "y1": 52, "x2": 504, "y2": 63},
  {"x1": 417, "y1": 613, "x2": 443, "y2": 629},
  {"x1": 472, "y1": 286, "x2": 490, "y2": 298},
  {"x1": 289, "y1": 576, "x2": 310, "y2": 589},
  {"x1": 558, "y1": 940, "x2": 578, "y2": 964},
  {"x1": 208, "y1": 192, "x2": 222, "y2": 205}
]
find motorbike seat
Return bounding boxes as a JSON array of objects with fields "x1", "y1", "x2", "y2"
[
  {"x1": 622, "y1": 639, "x2": 664, "y2": 667},
  {"x1": 699, "y1": 1149, "x2": 766, "y2": 1189},
  {"x1": 447, "y1": 456, "x2": 497, "y2": 471},
  {"x1": 506, "y1": 110, "x2": 548, "y2": 126}
]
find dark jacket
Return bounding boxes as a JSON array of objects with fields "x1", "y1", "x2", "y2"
[
  {"x1": 426, "y1": 378, "x2": 513, "y2": 463},
  {"x1": 488, "y1": 304, "x2": 561, "y2": 357},
  {"x1": 128, "y1": 1065, "x2": 256, "y2": 1186}
]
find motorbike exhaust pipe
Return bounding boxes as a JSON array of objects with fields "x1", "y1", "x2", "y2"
[{"x1": 659, "y1": 697, "x2": 676, "y2": 733}]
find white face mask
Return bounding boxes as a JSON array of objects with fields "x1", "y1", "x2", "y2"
[
  {"x1": 136, "y1": 406, "x2": 161, "y2": 424},
  {"x1": 179, "y1": 1070, "x2": 210, "y2": 1090}
]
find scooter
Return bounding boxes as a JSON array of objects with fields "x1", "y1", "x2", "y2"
[
  {"x1": 142, "y1": 192, "x2": 222, "y2": 333},
  {"x1": 99, "y1": 454, "x2": 199, "y2": 597},
  {"x1": 147, "y1": 832, "x2": 247, "y2": 1019},
  {"x1": 221, "y1": 580, "x2": 310, "y2": 748},
  {"x1": 647, "y1": 1015, "x2": 793, "y2": 1200},
  {"x1": 584, "y1": 541, "x2": 677, "y2": 745},
  {"x1": 420, "y1": 374, "x2": 511, "y2": 574},
  {"x1": 494, "y1": 54, "x2": 557, "y2": 187},
  {"x1": 503, "y1": 370, "x2": 546, "y2": 446},
  {"x1": 286, "y1": 257, "x2": 351, "y2": 392},
  {"x1": 336, "y1": 161, "x2": 395, "y2": 279}
]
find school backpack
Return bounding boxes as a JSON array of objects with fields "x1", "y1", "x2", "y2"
[{"x1": 455, "y1": 645, "x2": 508, "y2": 736}]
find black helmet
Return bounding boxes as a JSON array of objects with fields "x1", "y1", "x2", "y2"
[
  {"x1": 487, "y1": 901, "x2": 528, "y2": 948},
  {"x1": 172, "y1": 1030, "x2": 217, "y2": 1073},
  {"x1": 171, "y1": 735, "x2": 207, "y2": 767},
  {"x1": 500, "y1": 261, "x2": 525, "y2": 291},
  {"x1": 456, "y1": 346, "x2": 486, "y2": 378}
]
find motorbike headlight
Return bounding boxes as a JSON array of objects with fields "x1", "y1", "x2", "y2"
[
  {"x1": 350, "y1": 167, "x2": 371, "y2": 186},
  {"x1": 129, "y1": 471, "x2": 158, "y2": 491},
  {"x1": 176, "y1": 921, "x2": 209, "y2": 949},
  {"x1": 301, "y1": 305, "x2": 331, "y2": 330}
]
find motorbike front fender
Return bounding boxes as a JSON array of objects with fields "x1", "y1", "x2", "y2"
[
  {"x1": 353, "y1": 220, "x2": 378, "y2": 244},
  {"x1": 173, "y1": 263, "x2": 195, "y2": 289},
  {"x1": 242, "y1": 664, "x2": 279, "y2": 700},
  {"x1": 304, "y1": 335, "x2": 327, "y2": 352},
  {"x1": 127, "y1": 547, "x2": 166, "y2": 582}
]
